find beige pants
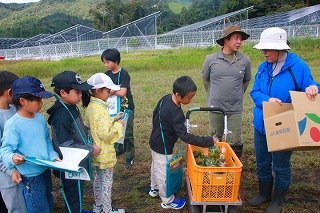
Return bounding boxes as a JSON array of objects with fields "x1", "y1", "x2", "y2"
[
  {"x1": 209, "y1": 112, "x2": 243, "y2": 146},
  {"x1": 150, "y1": 150, "x2": 175, "y2": 204}
]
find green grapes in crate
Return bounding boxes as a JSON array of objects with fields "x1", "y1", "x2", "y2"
[{"x1": 193, "y1": 145, "x2": 226, "y2": 167}]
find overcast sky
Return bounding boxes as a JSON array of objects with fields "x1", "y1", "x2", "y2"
[{"x1": 0, "y1": 0, "x2": 40, "y2": 3}]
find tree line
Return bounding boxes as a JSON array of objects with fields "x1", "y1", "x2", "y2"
[
  {"x1": 1, "y1": 0, "x2": 320, "y2": 38},
  {"x1": 90, "y1": 0, "x2": 320, "y2": 34}
]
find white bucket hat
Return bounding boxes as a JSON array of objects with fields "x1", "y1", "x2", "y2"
[
  {"x1": 87, "y1": 73, "x2": 120, "y2": 90},
  {"x1": 254, "y1": 27, "x2": 290, "y2": 50}
]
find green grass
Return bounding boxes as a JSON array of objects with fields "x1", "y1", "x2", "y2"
[{"x1": 1, "y1": 38, "x2": 320, "y2": 212}]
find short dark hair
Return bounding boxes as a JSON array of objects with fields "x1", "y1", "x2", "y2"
[
  {"x1": 173, "y1": 76, "x2": 197, "y2": 98},
  {"x1": 12, "y1": 94, "x2": 41, "y2": 110},
  {"x1": 0, "y1": 71, "x2": 18, "y2": 96},
  {"x1": 53, "y1": 87, "x2": 72, "y2": 96},
  {"x1": 101, "y1": 48, "x2": 121, "y2": 64}
]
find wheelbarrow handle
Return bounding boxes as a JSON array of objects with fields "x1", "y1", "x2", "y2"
[{"x1": 186, "y1": 107, "x2": 226, "y2": 119}]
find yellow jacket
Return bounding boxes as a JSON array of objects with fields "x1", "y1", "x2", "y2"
[{"x1": 84, "y1": 97, "x2": 124, "y2": 169}]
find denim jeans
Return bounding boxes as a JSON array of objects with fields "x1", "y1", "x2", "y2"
[
  {"x1": 254, "y1": 128, "x2": 293, "y2": 190},
  {"x1": 20, "y1": 169, "x2": 53, "y2": 213}
]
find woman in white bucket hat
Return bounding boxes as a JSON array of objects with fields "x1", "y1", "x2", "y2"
[{"x1": 248, "y1": 27, "x2": 320, "y2": 213}]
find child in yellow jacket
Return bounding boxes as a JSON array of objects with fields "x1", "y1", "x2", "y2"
[{"x1": 83, "y1": 73, "x2": 125, "y2": 213}]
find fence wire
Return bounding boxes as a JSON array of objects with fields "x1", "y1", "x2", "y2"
[{"x1": 1, "y1": 25, "x2": 320, "y2": 61}]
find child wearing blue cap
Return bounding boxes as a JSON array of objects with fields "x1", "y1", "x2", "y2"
[
  {"x1": 0, "y1": 76, "x2": 60, "y2": 213},
  {"x1": 0, "y1": 71, "x2": 26, "y2": 213}
]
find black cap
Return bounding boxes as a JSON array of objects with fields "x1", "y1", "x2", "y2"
[{"x1": 51, "y1": 71, "x2": 92, "y2": 91}]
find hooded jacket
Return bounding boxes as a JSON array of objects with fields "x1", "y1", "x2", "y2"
[
  {"x1": 47, "y1": 100, "x2": 93, "y2": 162},
  {"x1": 250, "y1": 52, "x2": 320, "y2": 134}
]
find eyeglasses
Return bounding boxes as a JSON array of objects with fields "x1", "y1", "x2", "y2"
[{"x1": 261, "y1": 49, "x2": 271, "y2": 53}]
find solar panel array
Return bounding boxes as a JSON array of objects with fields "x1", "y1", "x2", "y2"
[{"x1": 1, "y1": 5, "x2": 320, "y2": 60}]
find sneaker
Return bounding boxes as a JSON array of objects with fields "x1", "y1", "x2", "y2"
[
  {"x1": 161, "y1": 197, "x2": 186, "y2": 210},
  {"x1": 109, "y1": 207, "x2": 125, "y2": 213},
  {"x1": 93, "y1": 204, "x2": 102, "y2": 213},
  {"x1": 149, "y1": 188, "x2": 159, "y2": 197}
]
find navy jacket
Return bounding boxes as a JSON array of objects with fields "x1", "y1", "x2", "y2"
[{"x1": 149, "y1": 94, "x2": 213, "y2": 155}]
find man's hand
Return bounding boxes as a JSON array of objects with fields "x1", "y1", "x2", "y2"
[
  {"x1": 12, "y1": 154, "x2": 25, "y2": 165},
  {"x1": 11, "y1": 170, "x2": 22, "y2": 184}
]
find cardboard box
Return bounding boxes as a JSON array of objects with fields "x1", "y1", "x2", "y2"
[{"x1": 263, "y1": 91, "x2": 320, "y2": 151}]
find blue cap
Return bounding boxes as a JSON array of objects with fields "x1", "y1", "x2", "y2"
[{"x1": 12, "y1": 76, "x2": 53, "y2": 99}]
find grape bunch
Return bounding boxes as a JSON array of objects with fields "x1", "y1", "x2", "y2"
[{"x1": 193, "y1": 145, "x2": 226, "y2": 167}]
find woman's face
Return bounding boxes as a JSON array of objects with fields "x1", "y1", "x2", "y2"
[{"x1": 261, "y1": 49, "x2": 280, "y2": 63}]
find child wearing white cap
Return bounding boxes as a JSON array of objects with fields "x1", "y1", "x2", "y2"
[{"x1": 83, "y1": 73, "x2": 125, "y2": 213}]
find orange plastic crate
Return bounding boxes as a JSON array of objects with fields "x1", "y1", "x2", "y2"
[{"x1": 186, "y1": 142, "x2": 243, "y2": 202}]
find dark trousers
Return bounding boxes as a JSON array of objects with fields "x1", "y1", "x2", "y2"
[
  {"x1": 124, "y1": 110, "x2": 135, "y2": 162},
  {"x1": 115, "y1": 110, "x2": 135, "y2": 162},
  {"x1": 0, "y1": 192, "x2": 8, "y2": 213},
  {"x1": 60, "y1": 173, "x2": 83, "y2": 213}
]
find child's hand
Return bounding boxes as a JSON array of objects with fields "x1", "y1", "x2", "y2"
[
  {"x1": 11, "y1": 170, "x2": 22, "y2": 184},
  {"x1": 114, "y1": 112, "x2": 124, "y2": 121},
  {"x1": 92, "y1": 144, "x2": 101, "y2": 156},
  {"x1": 117, "y1": 119, "x2": 125, "y2": 126},
  {"x1": 212, "y1": 137, "x2": 219, "y2": 144},
  {"x1": 12, "y1": 154, "x2": 25, "y2": 165},
  {"x1": 54, "y1": 157, "x2": 62, "y2": 162}
]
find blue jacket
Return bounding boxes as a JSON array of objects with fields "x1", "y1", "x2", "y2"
[{"x1": 250, "y1": 52, "x2": 320, "y2": 134}]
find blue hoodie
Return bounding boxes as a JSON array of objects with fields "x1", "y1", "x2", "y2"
[{"x1": 250, "y1": 52, "x2": 320, "y2": 134}]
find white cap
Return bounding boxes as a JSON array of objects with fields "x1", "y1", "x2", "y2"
[
  {"x1": 87, "y1": 73, "x2": 120, "y2": 90},
  {"x1": 254, "y1": 27, "x2": 290, "y2": 50}
]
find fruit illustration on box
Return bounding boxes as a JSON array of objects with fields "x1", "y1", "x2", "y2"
[
  {"x1": 298, "y1": 113, "x2": 320, "y2": 142},
  {"x1": 310, "y1": 127, "x2": 320, "y2": 142}
]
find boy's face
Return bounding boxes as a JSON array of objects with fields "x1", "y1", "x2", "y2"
[
  {"x1": 61, "y1": 89, "x2": 82, "y2": 105},
  {"x1": 177, "y1": 91, "x2": 196, "y2": 105},
  {"x1": 20, "y1": 97, "x2": 43, "y2": 114},
  {"x1": 102, "y1": 60, "x2": 118, "y2": 71},
  {"x1": 1, "y1": 89, "x2": 13, "y2": 105}
]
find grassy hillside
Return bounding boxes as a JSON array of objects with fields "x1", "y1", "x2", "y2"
[
  {"x1": 0, "y1": 0, "x2": 192, "y2": 38},
  {"x1": 0, "y1": 2, "x2": 31, "y2": 20},
  {"x1": 1, "y1": 39, "x2": 320, "y2": 212},
  {"x1": 0, "y1": 0, "x2": 96, "y2": 38}
]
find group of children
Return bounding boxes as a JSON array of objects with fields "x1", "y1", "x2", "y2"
[
  {"x1": 0, "y1": 48, "x2": 217, "y2": 213},
  {"x1": 0, "y1": 49, "x2": 132, "y2": 213}
]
